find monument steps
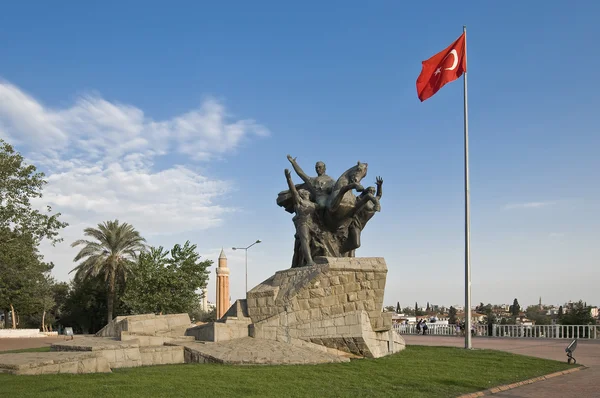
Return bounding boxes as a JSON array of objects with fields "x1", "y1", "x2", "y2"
[
  {"x1": 0, "y1": 351, "x2": 112, "y2": 375},
  {"x1": 173, "y1": 337, "x2": 351, "y2": 365}
]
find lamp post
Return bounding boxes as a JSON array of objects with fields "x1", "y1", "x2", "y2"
[{"x1": 232, "y1": 239, "x2": 261, "y2": 293}]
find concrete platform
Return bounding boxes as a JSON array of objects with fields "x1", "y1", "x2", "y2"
[
  {"x1": 51, "y1": 336, "x2": 185, "y2": 369},
  {"x1": 0, "y1": 351, "x2": 111, "y2": 375},
  {"x1": 174, "y1": 337, "x2": 352, "y2": 365}
]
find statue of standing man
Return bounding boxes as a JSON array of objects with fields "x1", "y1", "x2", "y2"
[{"x1": 286, "y1": 155, "x2": 335, "y2": 208}]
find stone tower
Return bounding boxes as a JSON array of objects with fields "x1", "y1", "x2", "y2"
[{"x1": 215, "y1": 248, "x2": 230, "y2": 320}]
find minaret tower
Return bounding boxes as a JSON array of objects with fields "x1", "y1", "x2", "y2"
[{"x1": 215, "y1": 248, "x2": 230, "y2": 320}]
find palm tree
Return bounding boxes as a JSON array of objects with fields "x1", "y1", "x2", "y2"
[{"x1": 70, "y1": 220, "x2": 146, "y2": 322}]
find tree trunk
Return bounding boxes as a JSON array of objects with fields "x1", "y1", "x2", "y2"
[
  {"x1": 107, "y1": 268, "x2": 116, "y2": 322},
  {"x1": 41, "y1": 310, "x2": 46, "y2": 332},
  {"x1": 10, "y1": 303, "x2": 16, "y2": 329}
]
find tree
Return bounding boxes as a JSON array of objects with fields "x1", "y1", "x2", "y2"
[
  {"x1": 122, "y1": 242, "x2": 211, "y2": 316},
  {"x1": 0, "y1": 139, "x2": 67, "y2": 245},
  {"x1": 509, "y1": 298, "x2": 520, "y2": 317},
  {"x1": 426, "y1": 302, "x2": 430, "y2": 312},
  {"x1": 0, "y1": 229, "x2": 53, "y2": 328},
  {"x1": 38, "y1": 274, "x2": 56, "y2": 332},
  {"x1": 384, "y1": 305, "x2": 395, "y2": 312},
  {"x1": 60, "y1": 274, "x2": 123, "y2": 334},
  {"x1": 560, "y1": 301, "x2": 594, "y2": 326},
  {"x1": 402, "y1": 306, "x2": 415, "y2": 316},
  {"x1": 0, "y1": 140, "x2": 67, "y2": 327},
  {"x1": 481, "y1": 304, "x2": 496, "y2": 335},
  {"x1": 448, "y1": 306, "x2": 457, "y2": 324},
  {"x1": 396, "y1": 302, "x2": 401, "y2": 314},
  {"x1": 558, "y1": 305, "x2": 564, "y2": 317},
  {"x1": 525, "y1": 305, "x2": 551, "y2": 325},
  {"x1": 71, "y1": 220, "x2": 146, "y2": 322}
]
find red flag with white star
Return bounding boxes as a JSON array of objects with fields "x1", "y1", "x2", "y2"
[{"x1": 416, "y1": 32, "x2": 466, "y2": 102}]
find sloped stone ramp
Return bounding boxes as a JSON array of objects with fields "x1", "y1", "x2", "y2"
[{"x1": 173, "y1": 337, "x2": 352, "y2": 365}]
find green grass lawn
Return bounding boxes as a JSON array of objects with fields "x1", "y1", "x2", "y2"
[{"x1": 0, "y1": 346, "x2": 575, "y2": 398}]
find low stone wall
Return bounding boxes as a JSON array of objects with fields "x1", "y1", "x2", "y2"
[
  {"x1": 246, "y1": 257, "x2": 405, "y2": 358},
  {"x1": 0, "y1": 352, "x2": 111, "y2": 375},
  {"x1": 140, "y1": 345, "x2": 185, "y2": 366},
  {"x1": 186, "y1": 319, "x2": 250, "y2": 342},
  {"x1": 96, "y1": 313, "x2": 192, "y2": 338},
  {"x1": 0, "y1": 329, "x2": 45, "y2": 338},
  {"x1": 120, "y1": 332, "x2": 195, "y2": 346}
]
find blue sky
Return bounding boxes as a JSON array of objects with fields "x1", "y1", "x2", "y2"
[{"x1": 1, "y1": 1, "x2": 598, "y2": 309}]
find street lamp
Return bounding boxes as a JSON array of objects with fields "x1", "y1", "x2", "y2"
[{"x1": 232, "y1": 239, "x2": 261, "y2": 293}]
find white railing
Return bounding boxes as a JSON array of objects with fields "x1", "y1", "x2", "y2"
[
  {"x1": 392, "y1": 323, "x2": 600, "y2": 340},
  {"x1": 492, "y1": 324, "x2": 599, "y2": 339},
  {"x1": 393, "y1": 323, "x2": 489, "y2": 336}
]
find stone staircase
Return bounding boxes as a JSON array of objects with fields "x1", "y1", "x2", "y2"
[
  {"x1": 186, "y1": 299, "x2": 253, "y2": 342},
  {"x1": 0, "y1": 313, "x2": 194, "y2": 375}
]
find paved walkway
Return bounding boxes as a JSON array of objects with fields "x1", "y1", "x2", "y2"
[
  {"x1": 403, "y1": 335, "x2": 600, "y2": 397},
  {"x1": 0, "y1": 335, "x2": 89, "y2": 352}
]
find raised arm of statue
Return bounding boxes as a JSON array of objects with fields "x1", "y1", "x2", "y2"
[
  {"x1": 285, "y1": 169, "x2": 301, "y2": 205},
  {"x1": 287, "y1": 154, "x2": 311, "y2": 184},
  {"x1": 375, "y1": 176, "x2": 383, "y2": 199}
]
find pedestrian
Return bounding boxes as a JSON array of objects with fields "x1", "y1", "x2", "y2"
[
  {"x1": 422, "y1": 321, "x2": 428, "y2": 335},
  {"x1": 416, "y1": 319, "x2": 422, "y2": 334}
]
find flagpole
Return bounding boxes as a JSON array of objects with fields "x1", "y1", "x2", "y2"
[{"x1": 462, "y1": 25, "x2": 472, "y2": 350}]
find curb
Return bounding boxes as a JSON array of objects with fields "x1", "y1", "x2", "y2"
[{"x1": 457, "y1": 366, "x2": 585, "y2": 398}]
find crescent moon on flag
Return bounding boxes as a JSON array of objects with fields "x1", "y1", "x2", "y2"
[{"x1": 444, "y1": 49, "x2": 458, "y2": 71}]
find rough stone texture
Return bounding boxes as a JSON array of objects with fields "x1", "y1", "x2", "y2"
[
  {"x1": 186, "y1": 299, "x2": 252, "y2": 343},
  {"x1": 120, "y1": 332, "x2": 195, "y2": 346},
  {"x1": 173, "y1": 337, "x2": 350, "y2": 365},
  {"x1": 186, "y1": 320, "x2": 250, "y2": 342},
  {"x1": 246, "y1": 256, "x2": 405, "y2": 358},
  {"x1": 95, "y1": 313, "x2": 192, "y2": 338},
  {"x1": 3, "y1": 314, "x2": 192, "y2": 375},
  {"x1": 0, "y1": 329, "x2": 50, "y2": 338},
  {"x1": 0, "y1": 352, "x2": 111, "y2": 375},
  {"x1": 139, "y1": 346, "x2": 185, "y2": 367}
]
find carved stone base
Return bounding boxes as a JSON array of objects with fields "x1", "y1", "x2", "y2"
[{"x1": 246, "y1": 256, "x2": 405, "y2": 358}]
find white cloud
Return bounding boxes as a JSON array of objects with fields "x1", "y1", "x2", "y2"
[
  {"x1": 549, "y1": 232, "x2": 565, "y2": 238},
  {"x1": 503, "y1": 201, "x2": 555, "y2": 210},
  {"x1": 0, "y1": 80, "x2": 269, "y2": 281}
]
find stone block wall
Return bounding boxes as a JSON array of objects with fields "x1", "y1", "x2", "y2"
[
  {"x1": 186, "y1": 319, "x2": 250, "y2": 342},
  {"x1": 246, "y1": 257, "x2": 405, "y2": 358},
  {"x1": 96, "y1": 313, "x2": 191, "y2": 338}
]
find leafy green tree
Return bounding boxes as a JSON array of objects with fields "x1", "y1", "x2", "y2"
[
  {"x1": 448, "y1": 306, "x2": 458, "y2": 324},
  {"x1": 509, "y1": 298, "x2": 520, "y2": 317},
  {"x1": 402, "y1": 306, "x2": 415, "y2": 315},
  {"x1": 0, "y1": 139, "x2": 67, "y2": 245},
  {"x1": 525, "y1": 305, "x2": 551, "y2": 325},
  {"x1": 71, "y1": 220, "x2": 146, "y2": 322},
  {"x1": 396, "y1": 302, "x2": 401, "y2": 314},
  {"x1": 0, "y1": 140, "x2": 67, "y2": 327},
  {"x1": 560, "y1": 301, "x2": 594, "y2": 326},
  {"x1": 122, "y1": 241, "x2": 211, "y2": 316},
  {"x1": 481, "y1": 304, "x2": 496, "y2": 335},
  {"x1": 0, "y1": 229, "x2": 53, "y2": 328},
  {"x1": 558, "y1": 305, "x2": 563, "y2": 317},
  {"x1": 414, "y1": 302, "x2": 424, "y2": 316},
  {"x1": 384, "y1": 305, "x2": 395, "y2": 312},
  {"x1": 60, "y1": 274, "x2": 124, "y2": 334},
  {"x1": 189, "y1": 305, "x2": 216, "y2": 323}
]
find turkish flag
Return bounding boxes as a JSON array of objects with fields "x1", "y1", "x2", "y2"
[{"x1": 416, "y1": 32, "x2": 466, "y2": 102}]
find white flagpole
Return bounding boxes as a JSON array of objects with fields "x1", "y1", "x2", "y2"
[{"x1": 463, "y1": 25, "x2": 472, "y2": 350}]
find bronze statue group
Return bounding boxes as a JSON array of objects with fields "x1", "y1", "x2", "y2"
[{"x1": 277, "y1": 155, "x2": 383, "y2": 268}]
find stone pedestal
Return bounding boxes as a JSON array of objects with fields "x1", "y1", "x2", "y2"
[{"x1": 245, "y1": 256, "x2": 404, "y2": 358}]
